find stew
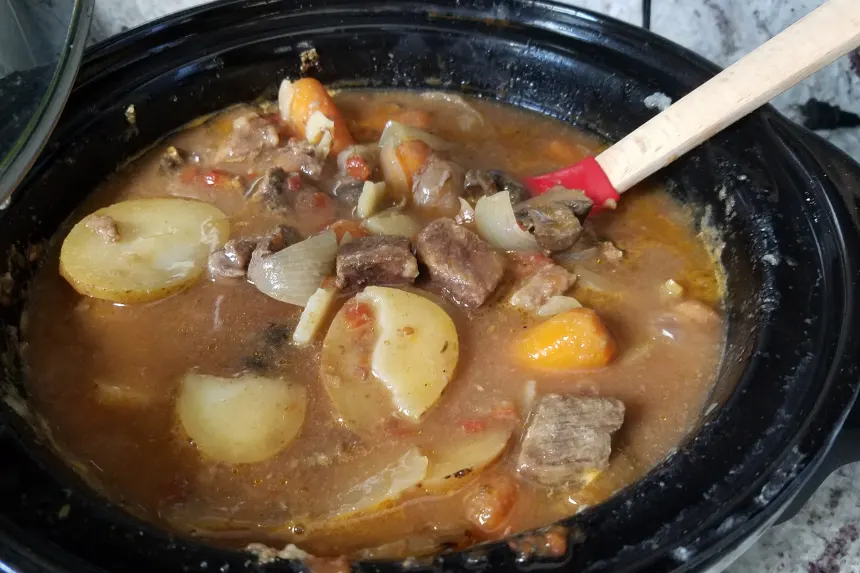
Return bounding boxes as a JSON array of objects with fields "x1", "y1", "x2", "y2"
[{"x1": 22, "y1": 82, "x2": 725, "y2": 560}]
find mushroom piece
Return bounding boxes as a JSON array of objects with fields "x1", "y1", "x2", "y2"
[
  {"x1": 464, "y1": 169, "x2": 530, "y2": 204},
  {"x1": 513, "y1": 186, "x2": 593, "y2": 252}
]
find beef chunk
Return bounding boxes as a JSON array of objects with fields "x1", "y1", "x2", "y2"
[
  {"x1": 250, "y1": 167, "x2": 290, "y2": 207},
  {"x1": 273, "y1": 138, "x2": 324, "y2": 179},
  {"x1": 160, "y1": 146, "x2": 186, "y2": 171},
  {"x1": 217, "y1": 112, "x2": 279, "y2": 162},
  {"x1": 518, "y1": 394, "x2": 625, "y2": 486},
  {"x1": 416, "y1": 218, "x2": 505, "y2": 308},
  {"x1": 210, "y1": 225, "x2": 301, "y2": 280},
  {"x1": 85, "y1": 215, "x2": 119, "y2": 242},
  {"x1": 509, "y1": 264, "x2": 576, "y2": 312},
  {"x1": 208, "y1": 238, "x2": 257, "y2": 279},
  {"x1": 335, "y1": 236, "x2": 419, "y2": 290}
]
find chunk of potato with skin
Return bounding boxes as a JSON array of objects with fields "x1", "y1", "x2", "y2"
[
  {"x1": 328, "y1": 447, "x2": 428, "y2": 519},
  {"x1": 60, "y1": 198, "x2": 229, "y2": 303},
  {"x1": 423, "y1": 428, "x2": 512, "y2": 492},
  {"x1": 320, "y1": 287, "x2": 459, "y2": 433},
  {"x1": 177, "y1": 373, "x2": 307, "y2": 464},
  {"x1": 516, "y1": 308, "x2": 616, "y2": 370}
]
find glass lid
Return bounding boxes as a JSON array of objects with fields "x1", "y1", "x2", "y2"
[{"x1": 0, "y1": 0, "x2": 94, "y2": 205}]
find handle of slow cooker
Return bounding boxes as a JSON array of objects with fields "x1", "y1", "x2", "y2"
[{"x1": 772, "y1": 118, "x2": 860, "y2": 525}]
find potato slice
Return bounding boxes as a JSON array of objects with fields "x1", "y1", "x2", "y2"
[
  {"x1": 329, "y1": 447, "x2": 428, "y2": 518},
  {"x1": 177, "y1": 372, "x2": 307, "y2": 464},
  {"x1": 321, "y1": 287, "x2": 459, "y2": 432},
  {"x1": 60, "y1": 198, "x2": 228, "y2": 303},
  {"x1": 424, "y1": 428, "x2": 512, "y2": 491}
]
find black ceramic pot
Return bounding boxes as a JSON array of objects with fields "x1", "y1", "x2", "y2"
[{"x1": 1, "y1": 1, "x2": 859, "y2": 572}]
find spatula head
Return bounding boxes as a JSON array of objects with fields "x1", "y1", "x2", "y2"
[{"x1": 523, "y1": 157, "x2": 620, "y2": 211}]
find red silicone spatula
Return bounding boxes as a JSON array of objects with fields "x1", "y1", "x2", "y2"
[{"x1": 523, "y1": 0, "x2": 860, "y2": 210}]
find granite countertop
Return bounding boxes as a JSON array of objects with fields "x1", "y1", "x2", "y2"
[{"x1": 89, "y1": 1, "x2": 860, "y2": 572}]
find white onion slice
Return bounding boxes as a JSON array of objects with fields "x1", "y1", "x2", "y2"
[
  {"x1": 536, "y1": 295, "x2": 583, "y2": 317},
  {"x1": 177, "y1": 373, "x2": 307, "y2": 464},
  {"x1": 378, "y1": 121, "x2": 449, "y2": 199},
  {"x1": 247, "y1": 229, "x2": 337, "y2": 307},
  {"x1": 455, "y1": 197, "x2": 475, "y2": 225},
  {"x1": 475, "y1": 191, "x2": 540, "y2": 251}
]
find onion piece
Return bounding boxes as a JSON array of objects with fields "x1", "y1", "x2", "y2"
[
  {"x1": 356, "y1": 181, "x2": 387, "y2": 219},
  {"x1": 247, "y1": 229, "x2": 338, "y2": 306},
  {"x1": 570, "y1": 265, "x2": 619, "y2": 293},
  {"x1": 455, "y1": 197, "x2": 475, "y2": 225},
  {"x1": 475, "y1": 191, "x2": 540, "y2": 252},
  {"x1": 378, "y1": 121, "x2": 449, "y2": 199},
  {"x1": 177, "y1": 373, "x2": 307, "y2": 464},
  {"x1": 292, "y1": 286, "x2": 339, "y2": 346},
  {"x1": 361, "y1": 211, "x2": 422, "y2": 239},
  {"x1": 536, "y1": 295, "x2": 582, "y2": 317},
  {"x1": 419, "y1": 92, "x2": 485, "y2": 132}
]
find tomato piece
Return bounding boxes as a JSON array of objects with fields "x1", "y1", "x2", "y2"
[
  {"x1": 345, "y1": 155, "x2": 371, "y2": 180},
  {"x1": 344, "y1": 302, "x2": 373, "y2": 329},
  {"x1": 179, "y1": 166, "x2": 239, "y2": 188},
  {"x1": 287, "y1": 174, "x2": 303, "y2": 192},
  {"x1": 326, "y1": 219, "x2": 369, "y2": 243},
  {"x1": 461, "y1": 419, "x2": 487, "y2": 434}
]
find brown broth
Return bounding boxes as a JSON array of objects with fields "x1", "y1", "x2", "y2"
[{"x1": 22, "y1": 91, "x2": 724, "y2": 558}]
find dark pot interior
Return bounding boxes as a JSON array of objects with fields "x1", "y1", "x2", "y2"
[{"x1": 1, "y1": 1, "x2": 859, "y2": 572}]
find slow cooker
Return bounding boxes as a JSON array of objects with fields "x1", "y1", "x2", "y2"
[{"x1": 1, "y1": 1, "x2": 858, "y2": 572}]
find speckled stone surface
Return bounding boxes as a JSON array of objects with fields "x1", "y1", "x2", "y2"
[{"x1": 89, "y1": 1, "x2": 860, "y2": 572}]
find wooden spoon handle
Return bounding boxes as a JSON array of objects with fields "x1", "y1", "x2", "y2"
[{"x1": 596, "y1": 0, "x2": 860, "y2": 194}]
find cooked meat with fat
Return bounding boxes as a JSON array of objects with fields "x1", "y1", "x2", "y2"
[
  {"x1": 85, "y1": 215, "x2": 119, "y2": 242},
  {"x1": 160, "y1": 146, "x2": 186, "y2": 171},
  {"x1": 211, "y1": 225, "x2": 302, "y2": 280},
  {"x1": 249, "y1": 167, "x2": 289, "y2": 207},
  {"x1": 412, "y1": 156, "x2": 464, "y2": 217},
  {"x1": 217, "y1": 112, "x2": 279, "y2": 162},
  {"x1": 464, "y1": 169, "x2": 529, "y2": 204},
  {"x1": 509, "y1": 264, "x2": 576, "y2": 312},
  {"x1": 514, "y1": 186, "x2": 593, "y2": 252},
  {"x1": 273, "y1": 138, "x2": 324, "y2": 179},
  {"x1": 208, "y1": 238, "x2": 257, "y2": 279},
  {"x1": 518, "y1": 394, "x2": 625, "y2": 486},
  {"x1": 416, "y1": 218, "x2": 505, "y2": 308},
  {"x1": 335, "y1": 236, "x2": 419, "y2": 290}
]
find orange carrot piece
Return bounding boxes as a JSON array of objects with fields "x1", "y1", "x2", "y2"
[
  {"x1": 516, "y1": 308, "x2": 616, "y2": 370},
  {"x1": 395, "y1": 140, "x2": 431, "y2": 188}
]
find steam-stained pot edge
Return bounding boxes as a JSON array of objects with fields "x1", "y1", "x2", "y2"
[{"x1": 0, "y1": 1, "x2": 858, "y2": 573}]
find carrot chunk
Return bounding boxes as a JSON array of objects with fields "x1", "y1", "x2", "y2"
[
  {"x1": 516, "y1": 308, "x2": 616, "y2": 370},
  {"x1": 394, "y1": 140, "x2": 431, "y2": 188}
]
